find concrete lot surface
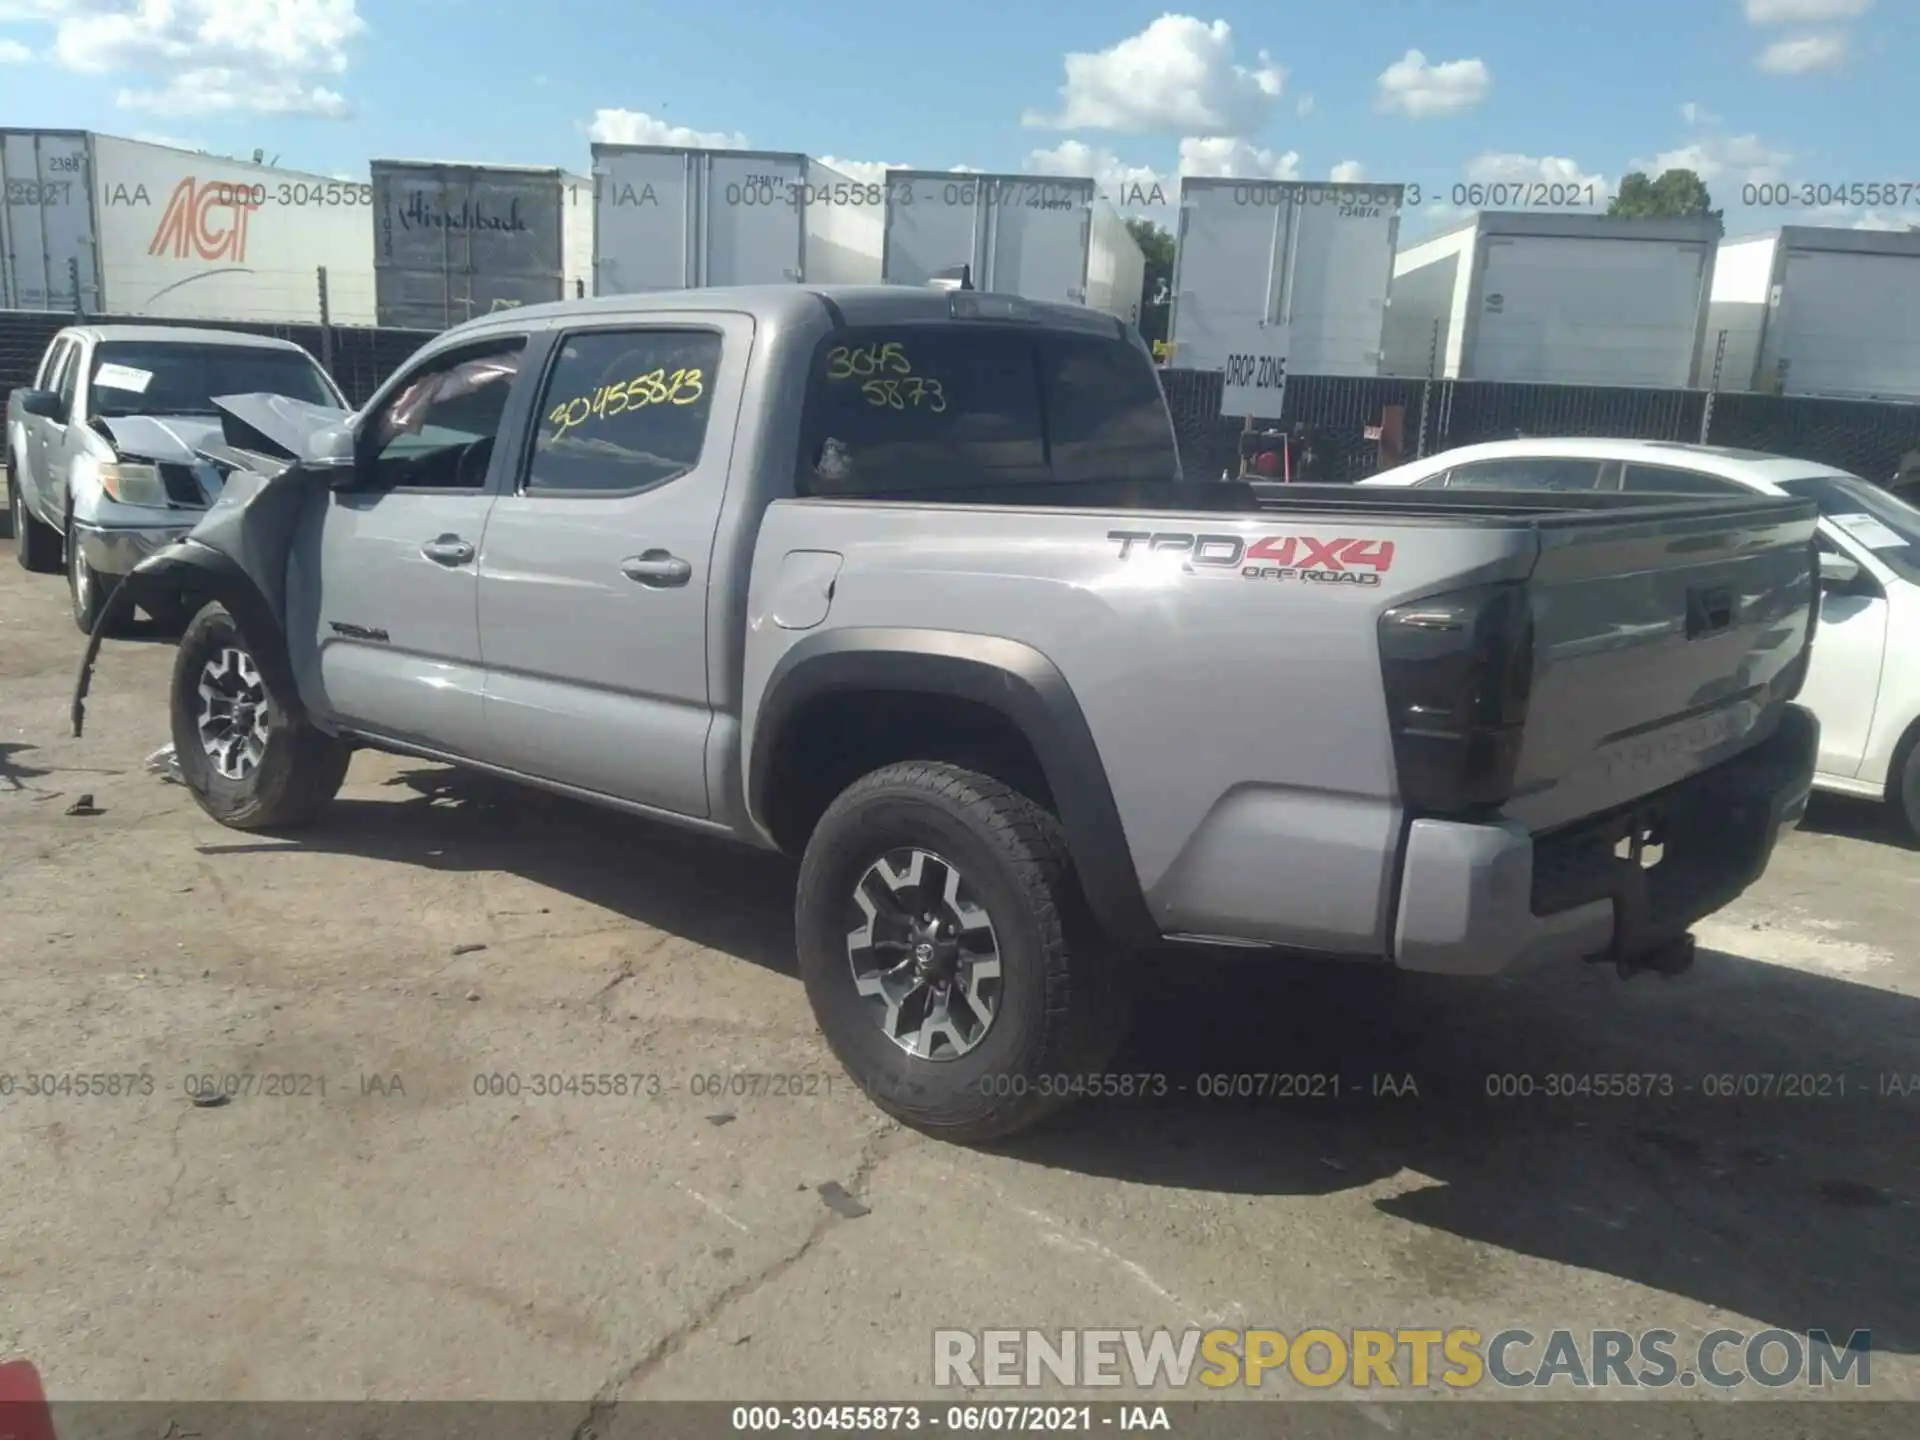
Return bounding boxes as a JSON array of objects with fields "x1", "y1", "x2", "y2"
[{"x1": 1, "y1": 557, "x2": 1914, "y2": 1425}]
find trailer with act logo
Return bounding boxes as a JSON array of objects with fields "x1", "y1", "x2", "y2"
[{"x1": 0, "y1": 129, "x2": 377, "y2": 325}]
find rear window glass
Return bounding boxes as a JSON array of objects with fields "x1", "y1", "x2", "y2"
[{"x1": 797, "y1": 325, "x2": 1173, "y2": 497}]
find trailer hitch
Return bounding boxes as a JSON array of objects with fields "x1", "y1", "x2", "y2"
[{"x1": 1583, "y1": 813, "x2": 1696, "y2": 980}]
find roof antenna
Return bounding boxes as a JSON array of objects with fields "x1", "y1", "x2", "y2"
[{"x1": 929, "y1": 263, "x2": 973, "y2": 291}]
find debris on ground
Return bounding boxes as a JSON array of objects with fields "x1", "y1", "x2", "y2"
[
  {"x1": 706, "y1": 1113, "x2": 736, "y2": 1127},
  {"x1": 64, "y1": 794, "x2": 102, "y2": 817},
  {"x1": 816, "y1": 1181, "x2": 871, "y2": 1219},
  {"x1": 191, "y1": 1091, "x2": 231, "y2": 1109},
  {"x1": 146, "y1": 744, "x2": 183, "y2": 785},
  {"x1": 451, "y1": 942, "x2": 488, "y2": 956}
]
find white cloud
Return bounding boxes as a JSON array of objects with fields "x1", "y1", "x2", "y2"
[
  {"x1": 1022, "y1": 15, "x2": 1284, "y2": 136},
  {"x1": 1329, "y1": 159, "x2": 1366, "y2": 184},
  {"x1": 1375, "y1": 49, "x2": 1490, "y2": 118},
  {"x1": 1851, "y1": 210, "x2": 1920, "y2": 230},
  {"x1": 1742, "y1": 0, "x2": 1870, "y2": 21},
  {"x1": 586, "y1": 108, "x2": 748, "y2": 149},
  {"x1": 1178, "y1": 135, "x2": 1300, "y2": 180},
  {"x1": 1026, "y1": 140, "x2": 1171, "y2": 212},
  {"x1": 1756, "y1": 31, "x2": 1848, "y2": 72},
  {"x1": 131, "y1": 130, "x2": 207, "y2": 150},
  {"x1": 0, "y1": 36, "x2": 32, "y2": 60},
  {"x1": 1464, "y1": 152, "x2": 1610, "y2": 198},
  {"x1": 1632, "y1": 132, "x2": 1793, "y2": 185},
  {"x1": 816, "y1": 156, "x2": 915, "y2": 186},
  {"x1": 119, "y1": 69, "x2": 348, "y2": 117},
  {"x1": 4, "y1": 0, "x2": 362, "y2": 115}
]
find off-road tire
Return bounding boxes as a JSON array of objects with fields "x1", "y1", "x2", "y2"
[
  {"x1": 10, "y1": 465, "x2": 60, "y2": 573},
  {"x1": 796, "y1": 761, "x2": 1137, "y2": 1144},
  {"x1": 170, "y1": 601, "x2": 351, "y2": 831}
]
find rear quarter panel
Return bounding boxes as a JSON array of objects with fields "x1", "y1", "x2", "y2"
[{"x1": 743, "y1": 498, "x2": 1537, "y2": 952}]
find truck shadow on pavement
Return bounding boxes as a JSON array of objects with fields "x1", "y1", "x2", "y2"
[{"x1": 202, "y1": 762, "x2": 1918, "y2": 1356}]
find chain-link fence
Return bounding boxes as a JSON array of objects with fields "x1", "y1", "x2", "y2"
[{"x1": 1161, "y1": 367, "x2": 1920, "y2": 487}]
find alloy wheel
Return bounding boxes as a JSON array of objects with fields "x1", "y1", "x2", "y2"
[
  {"x1": 846, "y1": 847, "x2": 1003, "y2": 1060},
  {"x1": 195, "y1": 646, "x2": 271, "y2": 780}
]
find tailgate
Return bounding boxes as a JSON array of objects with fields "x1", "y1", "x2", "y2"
[{"x1": 1502, "y1": 495, "x2": 1818, "y2": 832}]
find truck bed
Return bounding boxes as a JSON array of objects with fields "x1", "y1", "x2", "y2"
[{"x1": 747, "y1": 481, "x2": 1818, "y2": 954}]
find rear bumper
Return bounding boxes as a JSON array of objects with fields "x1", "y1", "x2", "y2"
[{"x1": 1391, "y1": 704, "x2": 1818, "y2": 977}]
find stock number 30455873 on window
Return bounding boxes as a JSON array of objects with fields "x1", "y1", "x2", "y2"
[
  {"x1": 826, "y1": 343, "x2": 947, "y2": 413},
  {"x1": 547, "y1": 367, "x2": 706, "y2": 441}
]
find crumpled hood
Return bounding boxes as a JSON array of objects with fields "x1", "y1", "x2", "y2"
[{"x1": 94, "y1": 413, "x2": 226, "y2": 464}]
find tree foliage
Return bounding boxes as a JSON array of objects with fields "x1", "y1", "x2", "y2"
[
  {"x1": 1126, "y1": 216, "x2": 1176, "y2": 347},
  {"x1": 1607, "y1": 169, "x2": 1721, "y2": 221}
]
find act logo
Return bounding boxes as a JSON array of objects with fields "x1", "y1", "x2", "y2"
[{"x1": 148, "y1": 177, "x2": 257, "y2": 262}]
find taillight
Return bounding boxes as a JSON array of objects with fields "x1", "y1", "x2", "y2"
[{"x1": 1377, "y1": 580, "x2": 1535, "y2": 816}]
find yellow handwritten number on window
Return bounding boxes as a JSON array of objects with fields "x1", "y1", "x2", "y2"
[
  {"x1": 859, "y1": 376, "x2": 944, "y2": 413},
  {"x1": 547, "y1": 367, "x2": 706, "y2": 439},
  {"x1": 827, "y1": 343, "x2": 912, "y2": 381}
]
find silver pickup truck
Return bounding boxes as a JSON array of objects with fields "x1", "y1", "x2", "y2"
[
  {"x1": 7, "y1": 324, "x2": 347, "y2": 634},
  {"x1": 73, "y1": 285, "x2": 1822, "y2": 1142}
]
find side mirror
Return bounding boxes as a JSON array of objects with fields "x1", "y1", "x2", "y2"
[
  {"x1": 1818, "y1": 551, "x2": 1861, "y2": 590},
  {"x1": 16, "y1": 388, "x2": 60, "y2": 419}
]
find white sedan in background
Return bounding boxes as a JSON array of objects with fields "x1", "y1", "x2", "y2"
[{"x1": 1361, "y1": 437, "x2": 1920, "y2": 840}]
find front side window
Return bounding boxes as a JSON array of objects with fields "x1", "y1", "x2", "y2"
[
  {"x1": 87, "y1": 342, "x2": 341, "y2": 418},
  {"x1": 51, "y1": 342, "x2": 80, "y2": 417},
  {"x1": 525, "y1": 328, "x2": 723, "y2": 495},
  {"x1": 1619, "y1": 463, "x2": 1743, "y2": 496},
  {"x1": 799, "y1": 326, "x2": 1048, "y2": 497},
  {"x1": 364, "y1": 340, "x2": 526, "y2": 491},
  {"x1": 1443, "y1": 457, "x2": 1609, "y2": 491},
  {"x1": 36, "y1": 338, "x2": 70, "y2": 391}
]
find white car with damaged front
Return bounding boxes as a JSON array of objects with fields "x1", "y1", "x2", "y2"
[{"x1": 1362, "y1": 437, "x2": 1920, "y2": 840}]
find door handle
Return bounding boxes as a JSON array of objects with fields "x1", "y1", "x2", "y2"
[
  {"x1": 621, "y1": 550, "x2": 693, "y2": 588},
  {"x1": 421, "y1": 535, "x2": 475, "y2": 566}
]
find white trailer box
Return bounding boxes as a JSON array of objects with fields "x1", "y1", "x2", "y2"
[
  {"x1": 1381, "y1": 211, "x2": 1722, "y2": 388},
  {"x1": 1706, "y1": 227, "x2": 1920, "y2": 400},
  {"x1": 591, "y1": 146, "x2": 880, "y2": 293},
  {"x1": 1168, "y1": 180, "x2": 1403, "y2": 374},
  {"x1": 881, "y1": 170, "x2": 1143, "y2": 321},
  {"x1": 370, "y1": 159, "x2": 593, "y2": 329},
  {"x1": 1085, "y1": 199, "x2": 1147, "y2": 329},
  {"x1": 0, "y1": 129, "x2": 377, "y2": 324}
]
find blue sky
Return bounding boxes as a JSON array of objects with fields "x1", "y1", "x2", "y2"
[{"x1": 0, "y1": 0, "x2": 1910, "y2": 241}]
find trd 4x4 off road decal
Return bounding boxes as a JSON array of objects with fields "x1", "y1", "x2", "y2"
[{"x1": 1107, "y1": 530, "x2": 1396, "y2": 587}]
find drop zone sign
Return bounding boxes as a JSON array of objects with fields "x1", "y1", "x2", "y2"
[{"x1": 1220, "y1": 323, "x2": 1291, "y2": 420}]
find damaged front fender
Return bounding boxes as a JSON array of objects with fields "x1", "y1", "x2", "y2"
[
  {"x1": 69, "y1": 394, "x2": 341, "y2": 739},
  {"x1": 71, "y1": 539, "x2": 303, "y2": 737}
]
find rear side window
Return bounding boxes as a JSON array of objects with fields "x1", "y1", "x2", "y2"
[
  {"x1": 1444, "y1": 458, "x2": 1609, "y2": 491},
  {"x1": 527, "y1": 328, "x2": 723, "y2": 495},
  {"x1": 1619, "y1": 463, "x2": 1742, "y2": 495},
  {"x1": 800, "y1": 327, "x2": 1048, "y2": 496},
  {"x1": 1037, "y1": 332, "x2": 1179, "y2": 485},
  {"x1": 795, "y1": 324, "x2": 1175, "y2": 498}
]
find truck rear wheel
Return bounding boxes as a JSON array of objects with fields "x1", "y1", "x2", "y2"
[
  {"x1": 170, "y1": 601, "x2": 351, "y2": 831},
  {"x1": 1894, "y1": 741, "x2": 1920, "y2": 845},
  {"x1": 795, "y1": 761, "x2": 1135, "y2": 1144}
]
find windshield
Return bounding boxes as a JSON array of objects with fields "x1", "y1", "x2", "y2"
[
  {"x1": 1777, "y1": 473, "x2": 1920, "y2": 587},
  {"x1": 88, "y1": 342, "x2": 341, "y2": 418}
]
